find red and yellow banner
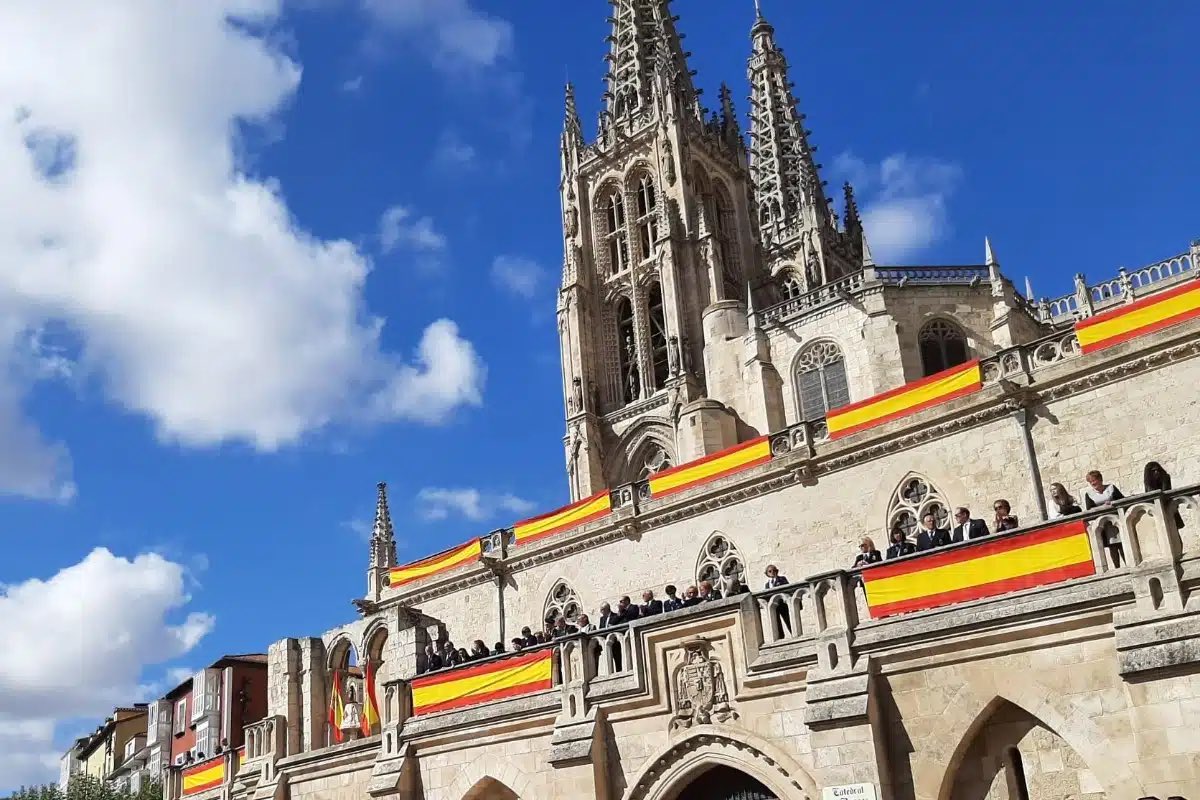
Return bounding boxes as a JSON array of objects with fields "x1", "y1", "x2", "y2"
[
  {"x1": 410, "y1": 649, "x2": 555, "y2": 716},
  {"x1": 328, "y1": 669, "x2": 345, "y2": 744},
  {"x1": 827, "y1": 360, "x2": 982, "y2": 440},
  {"x1": 361, "y1": 659, "x2": 379, "y2": 736},
  {"x1": 1075, "y1": 280, "x2": 1200, "y2": 354},
  {"x1": 389, "y1": 539, "x2": 481, "y2": 588},
  {"x1": 182, "y1": 756, "x2": 224, "y2": 796},
  {"x1": 648, "y1": 437, "x2": 772, "y2": 498},
  {"x1": 513, "y1": 491, "x2": 611, "y2": 546},
  {"x1": 861, "y1": 520, "x2": 1094, "y2": 618}
]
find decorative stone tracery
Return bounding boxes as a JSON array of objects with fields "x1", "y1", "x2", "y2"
[
  {"x1": 695, "y1": 533, "x2": 746, "y2": 592},
  {"x1": 543, "y1": 580, "x2": 582, "y2": 625},
  {"x1": 886, "y1": 474, "x2": 951, "y2": 538}
]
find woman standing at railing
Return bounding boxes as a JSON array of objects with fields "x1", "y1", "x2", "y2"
[
  {"x1": 1145, "y1": 461, "x2": 1185, "y2": 530},
  {"x1": 1047, "y1": 483, "x2": 1082, "y2": 519},
  {"x1": 1084, "y1": 470, "x2": 1125, "y2": 567}
]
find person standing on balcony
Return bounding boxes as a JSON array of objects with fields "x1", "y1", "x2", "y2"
[
  {"x1": 886, "y1": 525, "x2": 916, "y2": 560},
  {"x1": 915, "y1": 512, "x2": 951, "y2": 551},
  {"x1": 663, "y1": 585, "x2": 683, "y2": 611},
  {"x1": 422, "y1": 643, "x2": 443, "y2": 673},
  {"x1": 764, "y1": 564, "x2": 790, "y2": 587},
  {"x1": 1145, "y1": 461, "x2": 1185, "y2": 530},
  {"x1": 993, "y1": 499, "x2": 1020, "y2": 532},
  {"x1": 469, "y1": 640, "x2": 489, "y2": 660},
  {"x1": 699, "y1": 580, "x2": 723, "y2": 602},
  {"x1": 681, "y1": 585, "x2": 702, "y2": 607},
  {"x1": 551, "y1": 616, "x2": 578, "y2": 640},
  {"x1": 851, "y1": 539, "x2": 881, "y2": 568},
  {"x1": 519, "y1": 626, "x2": 538, "y2": 647},
  {"x1": 1084, "y1": 470, "x2": 1125, "y2": 567},
  {"x1": 576, "y1": 614, "x2": 595, "y2": 633},
  {"x1": 597, "y1": 602, "x2": 620, "y2": 628},
  {"x1": 617, "y1": 595, "x2": 641, "y2": 622},
  {"x1": 1048, "y1": 483, "x2": 1082, "y2": 519},
  {"x1": 639, "y1": 590, "x2": 663, "y2": 617},
  {"x1": 950, "y1": 507, "x2": 990, "y2": 542}
]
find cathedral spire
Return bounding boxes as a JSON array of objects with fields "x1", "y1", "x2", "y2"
[
  {"x1": 369, "y1": 481, "x2": 397, "y2": 571},
  {"x1": 603, "y1": 0, "x2": 697, "y2": 123},
  {"x1": 747, "y1": 5, "x2": 835, "y2": 246},
  {"x1": 562, "y1": 81, "x2": 583, "y2": 156}
]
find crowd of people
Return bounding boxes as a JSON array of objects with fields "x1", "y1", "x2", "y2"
[
  {"x1": 852, "y1": 462, "x2": 1180, "y2": 571},
  {"x1": 417, "y1": 462, "x2": 1181, "y2": 676}
]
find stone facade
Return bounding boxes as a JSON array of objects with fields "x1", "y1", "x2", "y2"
[{"x1": 210, "y1": 3, "x2": 1200, "y2": 800}]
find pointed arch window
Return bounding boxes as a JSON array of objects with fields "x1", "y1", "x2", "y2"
[
  {"x1": 794, "y1": 340, "x2": 849, "y2": 421},
  {"x1": 616, "y1": 297, "x2": 638, "y2": 404},
  {"x1": 919, "y1": 319, "x2": 969, "y2": 377},
  {"x1": 635, "y1": 175, "x2": 658, "y2": 262},
  {"x1": 781, "y1": 270, "x2": 803, "y2": 299},
  {"x1": 603, "y1": 189, "x2": 629, "y2": 274},
  {"x1": 624, "y1": 436, "x2": 674, "y2": 484},
  {"x1": 713, "y1": 183, "x2": 742, "y2": 295},
  {"x1": 695, "y1": 533, "x2": 746, "y2": 593},
  {"x1": 647, "y1": 283, "x2": 669, "y2": 389},
  {"x1": 887, "y1": 475, "x2": 951, "y2": 541},
  {"x1": 544, "y1": 580, "x2": 582, "y2": 626}
]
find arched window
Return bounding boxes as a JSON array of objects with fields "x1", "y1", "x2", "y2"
[
  {"x1": 794, "y1": 340, "x2": 849, "y2": 421},
  {"x1": 635, "y1": 175, "x2": 658, "y2": 262},
  {"x1": 695, "y1": 533, "x2": 746, "y2": 593},
  {"x1": 919, "y1": 319, "x2": 969, "y2": 376},
  {"x1": 886, "y1": 475, "x2": 951, "y2": 541},
  {"x1": 781, "y1": 270, "x2": 803, "y2": 299},
  {"x1": 627, "y1": 437, "x2": 673, "y2": 483},
  {"x1": 647, "y1": 283, "x2": 669, "y2": 389},
  {"x1": 326, "y1": 638, "x2": 363, "y2": 747},
  {"x1": 603, "y1": 189, "x2": 629, "y2": 274},
  {"x1": 616, "y1": 297, "x2": 638, "y2": 404},
  {"x1": 544, "y1": 580, "x2": 582, "y2": 626},
  {"x1": 713, "y1": 183, "x2": 741, "y2": 295}
]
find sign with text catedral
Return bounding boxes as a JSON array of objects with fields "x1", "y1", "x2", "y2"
[{"x1": 821, "y1": 784, "x2": 878, "y2": 800}]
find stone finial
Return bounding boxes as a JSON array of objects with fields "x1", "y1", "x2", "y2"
[
  {"x1": 370, "y1": 481, "x2": 397, "y2": 570},
  {"x1": 861, "y1": 229, "x2": 875, "y2": 269},
  {"x1": 985, "y1": 236, "x2": 999, "y2": 267}
]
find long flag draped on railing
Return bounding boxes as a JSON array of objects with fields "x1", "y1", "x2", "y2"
[
  {"x1": 361, "y1": 658, "x2": 379, "y2": 736},
  {"x1": 860, "y1": 520, "x2": 1095, "y2": 619},
  {"x1": 1075, "y1": 279, "x2": 1200, "y2": 354},
  {"x1": 182, "y1": 756, "x2": 225, "y2": 796},
  {"x1": 328, "y1": 669, "x2": 345, "y2": 744},
  {"x1": 826, "y1": 360, "x2": 982, "y2": 439},
  {"x1": 410, "y1": 649, "x2": 555, "y2": 716},
  {"x1": 388, "y1": 539, "x2": 482, "y2": 588},
  {"x1": 647, "y1": 437, "x2": 772, "y2": 498},
  {"x1": 512, "y1": 491, "x2": 612, "y2": 545}
]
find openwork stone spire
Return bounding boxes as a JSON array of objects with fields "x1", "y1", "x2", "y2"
[
  {"x1": 563, "y1": 82, "x2": 582, "y2": 144},
  {"x1": 604, "y1": 0, "x2": 696, "y2": 122},
  {"x1": 369, "y1": 481, "x2": 397, "y2": 570},
  {"x1": 747, "y1": 5, "x2": 834, "y2": 247}
]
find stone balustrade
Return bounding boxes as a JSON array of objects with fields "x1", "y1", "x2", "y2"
[
  {"x1": 978, "y1": 327, "x2": 1081, "y2": 385},
  {"x1": 381, "y1": 484, "x2": 1198, "y2": 751},
  {"x1": 1040, "y1": 244, "x2": 1198, "y2": 323},
  {"x1": 240, "y1": 715, "x2": 286, "y2": 783}
]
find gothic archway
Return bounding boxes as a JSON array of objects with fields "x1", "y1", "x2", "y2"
[
  {"x1": 695, "y1": 532, "x2": 746, "y2": 593},
  {"x1": 623, "y1": 727, "x2": 817, "y2": 800},
  {"x1": 676, "y1": 766, "x2": 775, "y2": 800},
  {"x1": 461, "y1": 777, "x2": 519, "y2": 800},
  {"x1": 606, "y1": 419, "x2": 677, "y2": 488}
]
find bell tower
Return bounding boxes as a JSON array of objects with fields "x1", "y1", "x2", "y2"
[{"x1": 558, "y1": 0, "x2": 770, "y2": 500}]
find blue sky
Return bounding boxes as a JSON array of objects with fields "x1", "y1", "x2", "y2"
[{"x1": 0, "y1": 0, "x2": 1195, "y2": 788}]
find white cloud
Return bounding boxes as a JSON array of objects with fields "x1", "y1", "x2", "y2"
[
  {"x1": 490, "y1": 256, "x2": 545, "y2": 300},
  {"x1": 358, "y1": 0, "x2": 514, "y2": 73},
  {"x1": 379, "y1": 205, "x2": 447, "y2": 255},
  {"x1": 833, "y1": 152, "x2": 963, "y2": 263},
  {"x1": 0, "y1": 0, "x2": 486, "y2": 492},
  {"x1": 340, "y1": 75, "x2": 364, "y2": 93},
  {"x1": 0, "y1": 548, "x2": 213, "y2": 789},
  {"x1": 341, "y1": 517, "x2": 372, "y2": 541},
  {"x1": 433, "y1": 130, "x2": 477, "y2": 170},
  {"x1": 371, "y1": 319, "x2": 484, "y2": 424},
  {"x1": 416, "y1": 487, "x2": 534, "y2": 522}
]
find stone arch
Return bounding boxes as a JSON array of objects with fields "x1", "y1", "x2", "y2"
[
  {"x1": 543, "y1": 579, "x2": 583, "y2": 626},
  {"x1": 884, "y1": 472, "x2": 953, "y2": 542},
  {"x1": 695, "y1": 531, "x2": 747, "y2": 593},
  {"x1": 908, "y1": 669, "x2": 1144, "y2": 800},
  {"x1": 623, "y1": 726, "x2": 818, "y2": 800},
  {"x1": 917, "y1": 316, "x2": 970, "y2": 377},
  {"x1": 446, "y1": 753, "x2": 531, "y2": 800},
  {"x1": 606, "y1": 417, "x2": 677, "y2": 487}
]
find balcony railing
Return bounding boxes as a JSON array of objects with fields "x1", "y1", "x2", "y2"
[{"x1": 1038, "y1": 245, "x2": 1198, "y2": 324}]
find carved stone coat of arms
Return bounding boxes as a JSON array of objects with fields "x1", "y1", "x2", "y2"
[{"x1": 669, "y1": 638, "x2": 737, "y2": 731}]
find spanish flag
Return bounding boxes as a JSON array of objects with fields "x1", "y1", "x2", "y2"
[
  {"x1": 388, "y1": 539, "x2": 481, "y2": 589},
  {"x1": 1075, "y1": 280, "x2": 1200, "y2": 354},
  {"x1": 182, "y1": 756, "x2": 224, "y2": 796},
  {"x1": 328, "y1": 669, "x2": 345, "y2": 744},
  {"x1": 647, "y1": 437, "x2": 772, "y2": 498},
  {"x1": 410, "y1": 649, "x2": 555, "y2": 716},
  {"x1": 827, "y1": 360, "x2": 982, "y2": 440},
  {"x1": 361, "y1": 658, "x2": 379, "y2": 736},
  {"x1": 861, "y1": 520, "x2": 1094, "y2": 619},
  {"x1": 512, "y1": 491, "x2": 611, "y2": 546}
]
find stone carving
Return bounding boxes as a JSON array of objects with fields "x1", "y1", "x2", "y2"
[{"x1": 669, "y1": 638, "x2": 737, "y2": 731}]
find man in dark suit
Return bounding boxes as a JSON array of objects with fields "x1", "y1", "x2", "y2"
[
  {"x1": 951, "y1": 506, "x2": 990, "y2": 543},
  {"x1": 597, "y1": 602, "x2": 620, "y2": 628},
  {"x1": 616, "y1": 595, "x2": 640, "y2": 623},
  {"x1": 640, "y1": 590, "x2": 664, "y2": 617},
  {"x1": 915, "y1": 512, "x2": 952, "y2": 551}
]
